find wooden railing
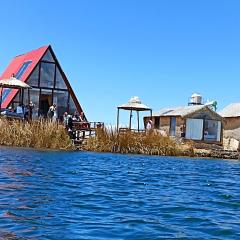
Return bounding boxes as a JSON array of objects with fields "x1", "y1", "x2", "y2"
[
  {"x1": 119, "y1": 127, "x2": 146, "y2": 133},
  {"x1": 71, "y1": 121, "x2": 104, "y2": 145}
]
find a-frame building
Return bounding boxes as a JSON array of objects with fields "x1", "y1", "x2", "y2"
[{"x1": 0, "y1": 45, "x2": 85, "y2": 119}]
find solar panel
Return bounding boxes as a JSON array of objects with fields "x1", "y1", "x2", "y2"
[{"x1": 15, "y1": 61, "x2": 32, "y2": 79}]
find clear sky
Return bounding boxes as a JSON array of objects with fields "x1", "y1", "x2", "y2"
[{"x1": 0, "y1": 0, "x2": 239, "y2": 126}]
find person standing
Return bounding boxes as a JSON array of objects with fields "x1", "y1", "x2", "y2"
[
  {"x1": 48, "y1": 104, "x2": 57, "y2": 120},
  {"x1": 146, "y1": 119, "x2": 153, "y2": 131}
]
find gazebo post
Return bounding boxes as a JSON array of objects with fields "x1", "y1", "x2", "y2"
[
  {"x1": 129, "y1": 110, "x2": 132, "y2": 130},
  {"x1": 118, "y1": 97, "x2": 152, "y2": 133},
  {"x1": 28, "y1": 88, "x2": 31, "y2": 121},
  {"x1": 117, "y1": 107, "x2": 120, "y2": 132},
  {"x1": 0, "y1": 87, "x2": 3, "y2": 113},
  {"x1": 21, "y1": 88, "x2": 24, "y2": 105},
  {"x1": 137, "y1": 111, "x2": 140, "y2": 132},
  {"x1": 28, "y1": 88, "x2": 30, "y2": 106}
]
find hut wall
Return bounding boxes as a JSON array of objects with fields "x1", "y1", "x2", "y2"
[
  {"x1": 158, "y1": 116, "x2": 184, "y2": 137},
  {"x1": 159, "y1": 116, "x2": 170, "y2": 134},
  {"x1": 223, "y1": 117, "x2": 240, "y2": 130},
  {"x1": 176, "y1": 117, "x2": 185, "y2": 137}
]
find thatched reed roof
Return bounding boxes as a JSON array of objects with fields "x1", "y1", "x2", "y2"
[
  {"x1": 219, "y1": 103, "x2": 240, "y2": 118},
  {"x1": 118, "y1": 96, "x2": 151, "y2": 111},
  {"x1": 153, "y1": 105, "x2": 205, "y2": 117},
  {"x1": 0, "y1": 77, "x2": 31, "y2": 89}
]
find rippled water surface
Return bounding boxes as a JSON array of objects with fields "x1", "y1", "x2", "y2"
[{"x1": 0, "y1": 147, "x2": 240, "y2": 239}]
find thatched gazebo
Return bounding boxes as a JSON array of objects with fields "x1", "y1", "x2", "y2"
[
  {"x1": 117, "y1": 96, "x2": 152, "y2": 132},
  {"x1": 0, "y1": 76, "x2": 31, "y2": 113}
]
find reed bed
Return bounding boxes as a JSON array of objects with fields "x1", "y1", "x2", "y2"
[
  {"x1": 83, "y1": 127, "x2": 194, "y2": 156},
  {"x1": 0, "y1": 118, "x2": 73, "y2": 150}
]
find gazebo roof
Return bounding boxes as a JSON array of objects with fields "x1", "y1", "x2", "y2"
[
  {"x1": 118, "y1": 96, "x2": 151, "y2": 111},
  {"x1": 0, "y1": 77, "x2": 31, "y2": 89}
]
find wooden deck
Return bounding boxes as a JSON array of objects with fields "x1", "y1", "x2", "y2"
[{"x1": 71, "y1": 121, "x2": 104, "y2": 146}]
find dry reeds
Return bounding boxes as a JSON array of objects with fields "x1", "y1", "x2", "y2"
[
  {"x1": 82, "y1": 127, "x2": 194, "y2": 156},
  {"x1": 0, "y1": 118, "x2": 73, "y2": 150}
]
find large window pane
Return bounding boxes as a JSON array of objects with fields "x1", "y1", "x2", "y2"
[
  {"x1": 27, "y1": 65, "x2": 39, "y2": 87},
  {"x1": 53, "y1": 90, "x2": 68, "y2": 119},
  {"x1": 69, "y1": 95, "x2": 78, "y2": 115},
  {"x1": 55, "y1": 67, "x2": 67, "y2": 89},
  {"x1": 40, "y1": 62, "x2": 55, "y2": 88},
  {"x1": 11, "y1": 92, "x2": 21, "y2": 110},
  {"x1": 29, "y1": 89, "x2": 40, "y2": 119}
]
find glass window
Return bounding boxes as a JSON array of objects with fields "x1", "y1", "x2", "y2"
[
  {"x1": 40, "y1": 62, "x2": 55, "y2": 88},
  {"x1": 53, "y1": 90, "x2": 68, "y2": 118},
  {"x1": 27, "y1": 65, "x2": 39, "y2": 87},
  {"x1": 204, "y1": 120, "x2": 221, "y2": 142},
  {"x1": 42, "y1": 49, "x2": 55, "y2": 62},
  {"x1": 11, "y1": 92, "x2": 21, "y2": 110},
  {"x1": 29, "y1": 88, "x2": 40, "y2": 119},
  {"x1": 55, "y1": 67, "x2": 67, "y2": 89},
  {"x1": 69, "y1": 95, "x2": 78, "y2": 115},
  {"x1": 15, "y1": 61, "x2": 32, "y2": 79}
]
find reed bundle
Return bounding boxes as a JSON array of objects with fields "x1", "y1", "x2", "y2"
[
  {"x1": 0, "y1": 118, "x2": 73, "y2": 150},
  {"x1": 83, "y1": 128, "x2": 193, "y2": 156}
]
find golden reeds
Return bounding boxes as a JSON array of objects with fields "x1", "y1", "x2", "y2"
[
  {"x1": 0, "y1": 118, "x2": 73, "y2": 150},
  {"x1": 82, "y1": 127, "x2": 194, "y2": 156}
]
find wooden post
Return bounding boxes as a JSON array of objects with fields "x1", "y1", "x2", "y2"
[
  {"x1": 28, "y1": 88, "x2": 31, "y2": 121},
  {"x1": 21, "y1": 88, "x2": 24, "y2": 105},
  {"x1": 117, "y1": 108, "x2": 120, "y2": 132},
  {"x1": 129, "y1": 110, "x2": 132, "y2": 130},
  {"x1": 137, "y1": 111, "x2": 140, "y2": 132}
]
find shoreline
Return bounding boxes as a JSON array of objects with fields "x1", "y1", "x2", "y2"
[{"x1": 1, "y1": 144, "x2": 240, "y2": 160}]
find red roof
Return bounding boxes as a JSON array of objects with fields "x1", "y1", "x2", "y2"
[{"x1": 0, "y1": 45, "x2": 49, "y2": 108}]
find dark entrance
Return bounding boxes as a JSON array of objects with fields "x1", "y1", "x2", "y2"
[{"x1": 39, "y1": 94, "x2": 51, "y2": 117}]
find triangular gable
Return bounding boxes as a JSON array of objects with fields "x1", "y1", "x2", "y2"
[
  {"x1": 47, "y1": 46, "x2": 83, "y2": 115},
  {"x1": 0, "y1": 45, "x2": 84, "y2": 117},
  {"x1": 185, "y1": 106, "x2": 222, "y2": 121},
  {"x1": 0, "y1": 45, "x2": 49, "y2": 108}
]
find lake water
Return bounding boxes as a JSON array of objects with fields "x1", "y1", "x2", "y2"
[{"x1": 0, "y1": 147, "x2": 239, "y2": 240}]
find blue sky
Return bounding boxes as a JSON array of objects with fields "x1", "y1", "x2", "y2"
[{"x1": 0, "y1": 0, "x2": 239, "y2": 125}]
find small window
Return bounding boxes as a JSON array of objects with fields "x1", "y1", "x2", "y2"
[{"x1": 15, "y1": 61, "x2": 32, "y2": 79}]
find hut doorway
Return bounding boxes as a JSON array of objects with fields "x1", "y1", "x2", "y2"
[
  {"x1": 170, "y1": 117, "x2": 176, "y2": 136},
  {"x1": 39, "y1": 94, "x2": 51, "y2": 117}
]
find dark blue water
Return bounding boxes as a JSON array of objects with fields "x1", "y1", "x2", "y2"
[{"x1": 0, "y1": 147, "x2": 240, "y2": 240}]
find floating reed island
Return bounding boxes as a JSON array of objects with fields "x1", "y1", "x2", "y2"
[
  {"x1": 0, "y1": 118, "x2": 73, "y2": 150},
  {"x1": 0, "y1": 117, "x2": 191, "y2": 155}
]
